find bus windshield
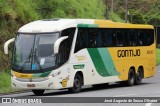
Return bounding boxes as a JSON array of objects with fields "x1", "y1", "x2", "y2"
[{"x1": 12, "y1": 33, "x2": 60, "y2": 73}]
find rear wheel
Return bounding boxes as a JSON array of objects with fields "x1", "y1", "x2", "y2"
[
  {"x1": 32, "y1": 90, "x2": 45, "y2": 96},
  {"x1": 126, "y1": 68, "x2": 135, "y2": 86},
  {"x1": 135, "y1": 68, "x2": 143, "y2": 85},
  {"x1": 68, "y1": 74, "x2": 82, "y2": 93}
]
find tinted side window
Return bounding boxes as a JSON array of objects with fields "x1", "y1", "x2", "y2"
[
  {"x1": 75, "y1": 28, "x2": 89, "y2": 52},
  {"x1": 59, "y1": 28, "x2": 75, "y2": 65},
  {"x1": 101, "y1": 29, "x2": 107, "y2": 47},
  {"x1": 116, "y1": 30, "x2": 124, "y2": 46},
  {"x1": 123, "y1": 30, "x2": 130, "y2": 46},
  {"x1": 129, "y1": 30, "x2": 137, "y2": 46},
  {"x1": 74, "y1": 28, "x2": 154, "y2": 53},
  {"x1": 135, "y1": 29, "x2": 154, "y2": 46},
  {"x1": 75, "y1": 28, "x2": 104, "y2": 52},
  {"x1": 146, "y1": 30, "x2": 154, "y2": 45},
  {"x1": 136, "y1": 30, "x2": 146, "y2": 46},
  {"x1": 88, "y1": 29, "x2": 103, "y2": 48}
]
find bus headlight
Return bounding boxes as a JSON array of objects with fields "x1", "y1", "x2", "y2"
[
  {"x1": 11, "y1": 74, "x2": 17, "y2": 79},
  {"x1": 48, "y1": 75, "x2": 53, "y2": 79},
  {"x1": 11, "y1": 73, "x2": 16, "y2": 79},
  {"x1": 13, "y1": 76, "x2": 16, "y2": 79},
  {"x1": 47, "y1": 71, "x2": 61, "y2": 79}
]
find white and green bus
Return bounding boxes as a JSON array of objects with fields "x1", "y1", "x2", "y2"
[{"x1": 4, "y1": 19, "x2": 156, "y2": 95}]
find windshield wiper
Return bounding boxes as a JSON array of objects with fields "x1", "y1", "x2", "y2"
[
  {"x1": 20, "y1": 48, "x2": 33, "y2": 70},
  {"x1": 33, "y1": 48, "x2": 43, "y2": 72},
  {"x1": 24, "y1": 49, "x2": 33, "y2": 63}
]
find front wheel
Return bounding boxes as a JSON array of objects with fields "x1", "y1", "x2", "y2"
[
  {"x1": 32, "y1": 90, "x2": 45, "y2": 96},
  {"x1": 68, "y1": 74, "x2": 82, "y2": 93}
]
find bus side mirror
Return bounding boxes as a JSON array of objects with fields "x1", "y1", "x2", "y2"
[
  {"x1": 54, "y1": 36, "x2": 68, "y2": 54},
  {"x1": 4, "y1": 38, "x2": 15, "y2": 54}
]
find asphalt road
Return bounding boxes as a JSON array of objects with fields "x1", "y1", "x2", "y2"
[{"x1": 0, "y1": 66, "x2": 160, "y2": 106}]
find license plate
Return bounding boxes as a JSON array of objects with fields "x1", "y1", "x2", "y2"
[{"x1": 27, "y1": 84, "x2": 35, "y2": 87}]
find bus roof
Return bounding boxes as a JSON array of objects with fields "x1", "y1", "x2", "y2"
[{"x1": 18, "y1": 19, "x2": 154, "y2": 33}]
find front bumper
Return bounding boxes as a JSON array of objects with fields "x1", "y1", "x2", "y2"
[{"x1": 11, "y1": 77, "x2": 61, "y2": 90}]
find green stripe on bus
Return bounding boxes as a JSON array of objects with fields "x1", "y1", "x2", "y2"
[
  {"x1": 77, "y1": 24, "x2": 99, "y2": 28},
  {"x1": 87, "y1": 48, "x2": 119, "y2": 77},
  {"x1": 32, "y1": 73, "x2": 42, "y2": 77},
  {"x1": 97, "y1": 48, "x2": 119, "y2": 76},
  {"x1": 87, "y1": 48, "x2": 110, "y2": 77},
  {"x1": 33, "y1": 71, "x2": 52, "y2": 77},
  {"x1": 40, "y1": 71, "x2": 52, "y2": 77}
]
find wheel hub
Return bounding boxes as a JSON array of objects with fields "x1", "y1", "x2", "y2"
[{"x1": 74, "y1": 79, "x2": 80, "y2": 88}]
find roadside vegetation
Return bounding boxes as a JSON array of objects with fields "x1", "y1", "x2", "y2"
[
  {"x1": 156, "y1": 48, "x2": 160, "y2": 65},
  {"x1": 0, "y1": 70, "x2": 12, "y2": 93}
]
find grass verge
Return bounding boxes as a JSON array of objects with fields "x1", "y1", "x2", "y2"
[
  {"x1": 0, "y1": 70, "x2": 13, "y2": 94},
  {"x1": 156, "y1": 48, "x2": 160, "y2": 65}
]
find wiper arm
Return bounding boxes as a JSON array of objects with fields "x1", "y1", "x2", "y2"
[
  {"x1": 23, "y1": 49, "x2": 33, "y2": 63},
  {"x1": 33, "y1": 48, "x2": 43, "y2": 72},
  {"x1": 20, "y1": 48, "x2": 33, "y2": 70}
]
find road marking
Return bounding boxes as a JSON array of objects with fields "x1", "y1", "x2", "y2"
[
  {"x1": 113, "y1": 94, "x2": 137, "y2": 97},
  {"x1": 146, "y1": 103, "x2": 152, "y2": 106}
]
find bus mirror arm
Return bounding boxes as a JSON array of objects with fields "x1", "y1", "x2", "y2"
[
  {"x1": 54, "y1": 36, "x2": 68, "y2": 54},
  {"x1": 4, "y1": 38, "x2": 15, "y2": 55}
]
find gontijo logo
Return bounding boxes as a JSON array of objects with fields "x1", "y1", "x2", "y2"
[{"x1": 117, "y1": 49, "x2": 140, "y2": 58}]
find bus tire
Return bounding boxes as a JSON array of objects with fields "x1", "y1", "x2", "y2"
[
  {"x1": 126, "y1": 68, "x2": 135, "y2": 86},
  {"x1": 32, "y1": 90, "x2": 45, "y2": 96},
  {"x1": 135, "y1": 68, "x2": 143, "y2": 85},
  {"x1": 92, "y1": 83, "x2": 109, "y2": 88},
  {"x1": 68, "y1": 74, "x2": 82, "y2": 93}
]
